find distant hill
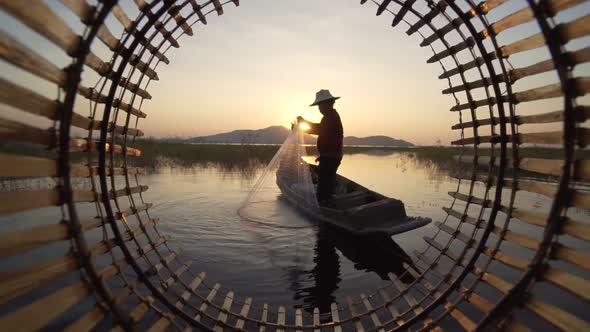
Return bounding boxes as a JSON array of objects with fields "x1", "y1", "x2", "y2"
[
  {"x1": 187, "y1": 126, "x2": 414, "y2": 147},
  {"x1": 343, "y1": 135, "x2": 414, "y2": 147},
  {"x1": 187, "y1": 126, "x2": 292, "y2": 144}
]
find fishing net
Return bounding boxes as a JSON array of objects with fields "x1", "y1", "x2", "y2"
[{"x1": 238, "y1": 125, "x2": 320, "y2": 224}]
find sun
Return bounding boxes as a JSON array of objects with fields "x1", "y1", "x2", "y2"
[{"x1": 298, "y1": 122, "x2": 311, "y2": 131}]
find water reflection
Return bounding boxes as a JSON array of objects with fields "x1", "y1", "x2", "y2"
[{"x1": 288, "y1": 224, "x2": 416, "y2": 313}]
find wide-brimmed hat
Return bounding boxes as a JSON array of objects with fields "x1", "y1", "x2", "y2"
[{"x1": 310, "y1": 89, "x2": 340, "y2": 106}]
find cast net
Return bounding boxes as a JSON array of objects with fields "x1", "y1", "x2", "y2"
[{"x1": 238, "y1": 125, "x2": 320, "y2": 225}]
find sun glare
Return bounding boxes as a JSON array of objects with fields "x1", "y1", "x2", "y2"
[{"x1": 299, "y1": 123, "x2": 311, "y2": 131}]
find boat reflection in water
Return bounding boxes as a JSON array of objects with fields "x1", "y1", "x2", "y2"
[{"x1": 288, "y1": 223, "x2": 417, "y2": 314}]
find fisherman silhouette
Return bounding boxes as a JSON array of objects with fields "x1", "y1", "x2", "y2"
[{"x1": 297, "y1": 90, "x2": 344, "y2": 205}]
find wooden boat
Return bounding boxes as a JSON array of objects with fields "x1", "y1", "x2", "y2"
[{"x1": 276, "y1": 163, "x2": 431, "y2": 235}]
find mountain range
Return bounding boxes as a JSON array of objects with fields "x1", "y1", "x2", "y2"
[{"x1": 186, "y1": 126, "x2": 414, "y2": 147}]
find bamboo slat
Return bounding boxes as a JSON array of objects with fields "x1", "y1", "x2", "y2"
[
  {"x1": 313, "y1": 307, "x2": 320, "y2": 332},
  {"x1": 443, "y1": 207, "x2": 483, "y2": 227},
  {"x1": 482, "y1": 247, "x2": 529, "y2": 271},
  {"x1": 59, "y1": 0, "x2": 95, "y2": 23},
  {"x1": 346, "y1": 296, "x2": 365, "y2": 332},
  {"x1": 376, "y1": 0, "x2": 392, "y2": 16},
  {"x1": 415, "y1": 250, "x2": 497, "y2": 317},
  {"x1": 526, "y1": 298, "x2": 590, "y2": 331},
  {"x1": 259, "y1": 303, "x2": 269, "y2": 332},
  {"x1": 553, "y1": 245, "x2": 590, "y2": 272},
  {"x1": 514, "y1": 77, "x2": 589, "y2": 103},
  {"x1": 444, "y1": 303, "x2": 476, "y2": 331},
  {"x1": 126, "y1": 218, "x2": 158, "y2": 241},
  {"x1": 391, "y1": 0, "x2": 416, "y2": 27},
  {"x1": 504, "y1": 318, "x2": 533, "y2": 332},
  {"x1": 501, "y1": 14, "x2": 589, "y2": 58},
  {"x1": 0, "y1": 280, "x2": 90, "y2": 332},
  {"x1": 454, "y1": 152, "x2": 590, "y2": 182},
  {"x1": 420, "y1": 0, "x2": 508, "y2": 46},
  {"x1": 77, "y1": 86, "x2": 147, "y2": 118},
  {"x1": 127, "y1": 53, "x2": 160, "y2": 80},
  {"x1": 511, "y1": 47, "x2": 590, "y2": 82},
  {"x1": 212, "y1": 0, "x2": 224, "y2": 15},
  {"x1": 562, "y1": 217, "x2": 590, "y2": 242},
  {"x1": 406, "y1": 266, "x2": 442, "y2": 297},
  {"x1": 471, "y1": 265, "x2": 590, "y2": 331},
  {"x1": 146, "y1": 250, "x2": 182, "y2": 276},
  {"x1": 213, "y1": 291, "x2": 233, "y2": 332},
  {"x1": 161, "y1": 261, "x2": 193, "y2": 290},
  {"x1": 0, "y1": 153, "x2": 57, "y2": 178},
  {"x1": 448, "y1": 192, "x2": 491, "y2": 207},
  {"x1": 0, "y1": 116, "x2": 57, "y2": 147},
  {"x1": 391, "y1": 275, "x2": 423, "y2": 315},
  {"x1": 435, "y1": 222, "x2": 474, "y2": 246},
  {"x1": 0, "y1": 30, "x2": 66, "y2": 85},
  {"x1": 430, "y1": 0, "x2": 585, "y2": 65},
  {"x1": 178, "y1": 272, "x2": 206, "y2": 308},
  {"x1": 0, "y1": 77, "x2": 113, "y2": 132},
  {"x1": 117, "y1": 203, "x2": 153, "y2": 220},
  {"x1": 423, "y1": 236, "x2": 460, "y2": 262},
  {"x1": 492, "y1": 226, "x2": 540, "y2": 251},
  {"x1": 0, "y1": 0, "x2": 80, "y2": 55},
  {"x1": 111, "y1": 4, "x2": 170, "y2": 64},
  {"x1": 361, "y1": 293, "x2": 384, "y2": 332},
  {"x1": 195, "y1": 283, "x2": 220, "y2": 321},
  {"x1": 70, "y1": 138, "x2": 142, "y2": 156},
  {"x1": 235, "y1": 297, "x2": 252, "y2": 329},
  {"x1": 189, "y1": 0, "x2": 208, "y2": 25},
  {"x1": 378, "y1": 288, "x2": 404, "y2": 327},
  {"x1": 406, "y1": 1, "x2": 447, "y2": 35},
  {"x1": 543, "y1": 267, "x2": 590, "y2": 303},
  {"x1": 0, "y1": 223, "x2": 68, "y2": 259},
  {"x1": 439, "y1": 56, "x2": 486, "y2": 79},
  {"x1": 109, "y1": 185, "x2": 149, "y2": 200},
  {"x1": 62, "y1": 306, "x2": 104, "y2": 332},
  {"x1": 133, "y1": 0, "x2": 179, "y2": 48},
  {"x1": 295, "y1": 308, "x2": 303, "y2": 332},
  {"x1": 146, "y1": 315, "x2": 172, "y2": 332},
  {"x1": 0, "y1": 190, "x2": 96, "y2": 214},
  {"x1": 129, "y1": 296, "x2": 154, "y2": 323},
  {"x1": 168, "y1": 4, "x2": 193, "y2": 36},
  {"x1": 147, "y1": 272, "x2": 203, "y2": 331},
  {"x1": 331, "y1": 302, "x2": 343, "y2": 332},
  {"x1": 506, "y1": 178, "x2": 590, "y2": 209},
  {"x1": 111, "y1": 76, "x2": 152, "y2": 100},
  {"x1": 277, "y1": 306, "x2": 286, "y2": 332},
  {"x1": 0, "y1": 254, "x2": 77, "y2": 304}
]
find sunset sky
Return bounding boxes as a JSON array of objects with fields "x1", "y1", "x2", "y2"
[
  {"x1": 140, "y1": 0, "x2": 457, "y2": 145},
  {"x1": 1, "y1": 0, "x2": 587, "y2": 145}
]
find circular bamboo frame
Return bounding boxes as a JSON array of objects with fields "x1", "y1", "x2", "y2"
[{"x1": 0, "y1": 0, "x2": 588, "y2": 331}]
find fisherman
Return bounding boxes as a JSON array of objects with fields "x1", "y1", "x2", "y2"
[{"x1": 297, "y1": 89, "x2": 344, "y2": 205}]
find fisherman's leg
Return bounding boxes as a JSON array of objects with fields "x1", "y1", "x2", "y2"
[
  {"x1": 318, "y1": 157, "x2": 340, "y2": 202},
  {"x1": 325, "y1": 157, "x2": 341, "y2": 197},
  {"x1": 317, "y1": 159, "x2": 331, "y2": 202}
]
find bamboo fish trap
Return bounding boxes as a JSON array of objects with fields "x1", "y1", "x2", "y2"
[{"x1": 0, "y1": 0, "x2": 589, "y2": 331}]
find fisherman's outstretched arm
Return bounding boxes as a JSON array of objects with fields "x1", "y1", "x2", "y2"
[{"x1": 297, "y1": 116, "x2": 320, "y2": 135}]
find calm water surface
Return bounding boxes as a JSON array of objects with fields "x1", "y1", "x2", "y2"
[{"x1": 144, "y1": 152, "x2": 474, "y2": 310}]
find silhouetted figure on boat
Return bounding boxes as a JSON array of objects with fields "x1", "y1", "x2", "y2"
[{"x1": 298, "y1": 89, "x2": 344, "y2": 205}]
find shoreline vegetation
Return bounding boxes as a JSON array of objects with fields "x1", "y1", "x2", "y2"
[{"x1": 2, "y1": 139, "x2": 587, "y2": 177}]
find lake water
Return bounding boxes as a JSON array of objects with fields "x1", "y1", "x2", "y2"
[
  {"x1": 1, "y1": 149, "x2": 588, "y2": 329},
  {"x1": 144, "y1": 152, "x2": 454, "y2": 312}
]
